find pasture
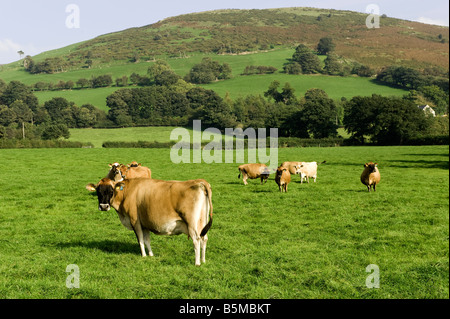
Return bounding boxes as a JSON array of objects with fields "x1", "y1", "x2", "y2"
[
  {"x1": 0, "y1": 145, "x2": 448, "y2": 298},
  {"x1": 2, "y1": 48, "x2": 407, "y2": 111}
]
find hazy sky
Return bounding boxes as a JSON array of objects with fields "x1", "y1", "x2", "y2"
[{"x1": 0, "y1": 0, "x2": 448, "y2": 64}]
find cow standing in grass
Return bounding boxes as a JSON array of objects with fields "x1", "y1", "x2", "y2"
[
  {"x1": 119, "y1": 163, "x2": 152, "y2": 180},
  {"x1": 361, "y1": 162, "x2": 381, "y2": 192},
  {"x1": 280, "y1": 161, "x2": 303, "y2": 180},
  {"x1": 295, "y1": 161, "x2": 326, "y2": 183},
  {"x1": 238, "y1": 163, "x2": 270, "y2": 185},
  {"x1": 86, "y1": 178, "x2": 213, "y2": 266},
  {"x1": 275, "y1": 165, "x2": 291, "y2": 192}
]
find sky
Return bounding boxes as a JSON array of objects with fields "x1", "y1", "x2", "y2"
[{"x1": 0, "y1": 0, "x2": 449, "y2": 65}]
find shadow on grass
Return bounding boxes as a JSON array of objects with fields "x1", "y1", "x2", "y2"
[
  {"x1": 388, "y1": 159, "x2": 449, "y2": 170},
  {"x1": 57, "y1": 240, "x2": 138, "y2": 255}
]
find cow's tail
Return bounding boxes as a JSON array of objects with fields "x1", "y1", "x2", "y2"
[
  {"x1": 238, "y1": 168, "x2": 241, "y2": 179},
  {"x1": 319, "y1": 160, "x2": 327, "y2": 165},
  {"x1": 200, "y1": 182, "x2": 213, "y2": 237}
]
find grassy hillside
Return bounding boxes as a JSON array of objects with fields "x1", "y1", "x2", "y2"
[
  {"x1": 2, "y1": 7, "x2": 448, "y2": 72},
  {"x1": 0, "y1": 7, "x2": 444, "y2": 111},
  {"x1": 24, "y1": 48, "x2": 407, "y2": 110}
]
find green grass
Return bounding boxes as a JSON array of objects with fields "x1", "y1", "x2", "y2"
[
  {"x1": 201, "y1": 73, "x2": 406, "y2": 100},
  {"x1": 3, "y1": 48, "x2": 408, "y2": 111},
  {"x1": 0, "y1": 144, "x2": 448, "y2": 298},
  {"x1": 69, "y1": 126, "x2": 184, "y2": 148}
]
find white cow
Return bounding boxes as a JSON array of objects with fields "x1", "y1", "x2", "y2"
[{"x1": 296, "y1": 161, "x2": 326, "y2": 183}]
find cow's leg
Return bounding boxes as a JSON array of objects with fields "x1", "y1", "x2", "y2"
[
  {"x1": 243, "y1": 174, "x2": 248, "y2": 185},
  {"x1": 189, "y1": 227, "x2": 201, "y2": 266},
  {"x1": 200, "y1": 234, "x2": 208, "y2": 264},
  {"x1": 132, "y1": 223, "x2": 147, "y2": 257},
  {"x1": 143, "y1": 229, "x2": 153, "y2": 257}
]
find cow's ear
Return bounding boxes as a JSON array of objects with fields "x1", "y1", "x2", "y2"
[
  {"x1": 115, "y1": 181, "x2": 125, "y2": 192},
  {"x1": 375, "y1": 163, "x2": 378, "y2": 167},
  {"x1": 86, "y1": 183, "x2": 97, "y2": 192},
  {"x1": 364, "y1": 163, "x2": 368, "y2": 167}
]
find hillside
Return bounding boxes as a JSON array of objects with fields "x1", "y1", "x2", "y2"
[
  {"x1": 3, "y1": 7, "x2": 449, "y2": 72},
  {"x1": 0, "y1": 7, "x2": 447, "y2": 113}
]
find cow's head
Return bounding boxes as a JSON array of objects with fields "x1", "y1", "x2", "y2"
[
  {"x1": 86, "y1": 178, "x2": 118, "y2": 211},
  {"x1": 128, "y1": 161, "x2": 141, "y2": 168},
  {"x1": 293, "y1": 163, "x2": 304, "y2": 175},
  {"x1": 364, "y1": 162, "x2": 378, "y2": 173},
  {"x1": 276, "y1": 166, "x2": 288, "y2": 176},
  {"x1": 108, "y1": 163, "x2": 124, "y2": 181}
]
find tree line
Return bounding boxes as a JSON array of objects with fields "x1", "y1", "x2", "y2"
[
  {"x1": 2, "y1": 51, "x2": 448, "y2": 144},
  {"x1": 0, "y1": 80, "x2": 107, "y2": 140}
]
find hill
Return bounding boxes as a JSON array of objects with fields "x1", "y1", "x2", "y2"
[
  {"x1": 0, "y1": 7, "x2": 447, "y2": 112},
  {"x1": 3, "y1": 7, "x2": 449, "y2": 72}
]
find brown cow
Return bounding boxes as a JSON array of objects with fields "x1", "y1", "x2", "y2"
[
  {"x1": 86, "y1": 178, "x2": 213, "y2": 266},
  {"x1": 275, "y1": 165, "x2": 291, "y2": 192},
  {"x1": 119, "y1": 163, "x2": 152, "y2": 179},
  {"x1": 106, "y1": 163, "x2": 124, "y2": 182},
  {"x1": 360, "y1": 162, "x2": 381, "y2": 192},
  {"x1": 128, "y1": 161, "x2": 141, "y2": 168},
  {"x1": 280, "y1": 161, "x2": 303, "y2": 180},
  {"x1": 238, "y1": 163, "x2": 270, "y2": 185}
]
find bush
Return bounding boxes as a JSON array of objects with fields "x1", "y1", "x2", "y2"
[{"x1": 0, "y1": 139, "x2": 93, "y2": 149}]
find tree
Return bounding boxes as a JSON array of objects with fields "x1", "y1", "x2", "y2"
[
  {"x1": 344, "y1": 95, "x2": 428, "y2": 145},
  {"x1": 76, "y1": 78, "x2": 90, "y2": 88},
  {"x1": 43, "y1": 97, "x2": 72, "y2": 123},
  {"x1": 323, "y1": 54, "x2": 343, "y2": 75},
  {"x1": 291, "y1": 44, "x2": 322, "y2": 74},
  {"x1": 147, "y1": 60, "x2": 172, "y2": 80},
  {"x1": 41, "y1": 123, "x2": 70, "y2": 140},
  {"x1": 317, "y1": 37, "x2": 335, "y2": 55},
  {"x1": 186, "y1": 87, "x2": 235, "y2": 129},
  {"x1": 91, "y1": 74, "x2": 113, "y2": 88},
  {"x1": 283, "y1": 62, "x2": 302, "y2": 75},
  {"x1": 10, "y1": 100, "x2": 33, "y2": 124},
  {"x1": 299, "y1": 88, "x2": 338, "y2": 138},
  {"x1": 154, "y1": 70, "x2": 181, "y2": 86},
  {"x1": 184, "y1": 58, "x2": 232, "y2": 84},
  {"x1": 264, "y1": 81, "x2": 297, "y2": 105},
  {"x1": 376, "y1": 66, "x2": 424, "y2": 89},
  {"x1": 0, "y1": 80, "x2": 39, "y2": 111}
]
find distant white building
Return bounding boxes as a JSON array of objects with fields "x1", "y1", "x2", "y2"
[{"x1": 418, "y1": 104, "x2": 436, "y2": 117}]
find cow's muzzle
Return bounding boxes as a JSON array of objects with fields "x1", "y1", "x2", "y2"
[{"x1": 99, "y1": 204, "x2": 111, "y2": 211}]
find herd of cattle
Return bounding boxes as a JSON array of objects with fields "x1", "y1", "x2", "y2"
[{"x1": 85, "y1": 160, "x2": 381, "y2": 265}]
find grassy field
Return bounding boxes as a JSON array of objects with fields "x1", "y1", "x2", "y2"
[
  {"x1": 0, "y1": 144, "x2": 448, "y2": 299},
  {"x1": 69, "y1": 126, "x2": 185, "y2": 148},
  {"x1": 2, "y1": 48, "x2": 407, "y2": 111}
]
